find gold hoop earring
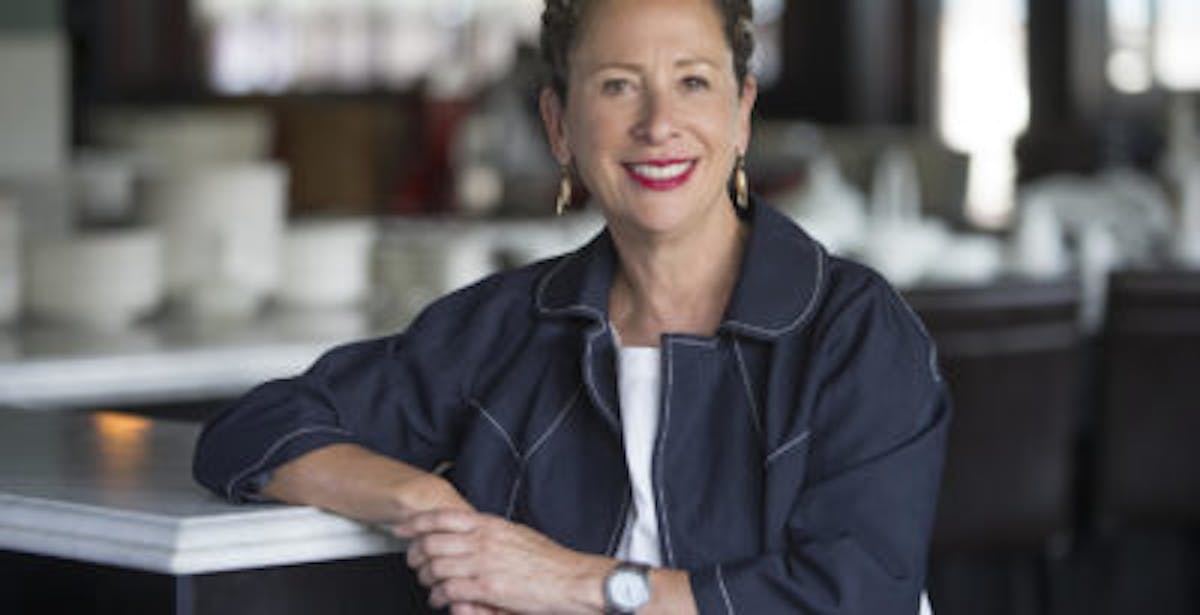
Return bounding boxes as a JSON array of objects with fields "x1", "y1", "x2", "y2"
[
  {"x1": 734, "y1": 154, "x2": 749, "y2": 210},
  {"x1": 555, "y1": 165, "x2": 572, "y2": 216}
]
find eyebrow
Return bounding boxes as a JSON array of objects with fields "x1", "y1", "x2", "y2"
[{"x1": 587, "y1": 58, "x2": 720, "y2": 74}]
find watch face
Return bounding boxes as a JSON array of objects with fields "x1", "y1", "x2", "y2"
[{"x1": 609, "y1": 567, "x2": 651, "y2": 611}]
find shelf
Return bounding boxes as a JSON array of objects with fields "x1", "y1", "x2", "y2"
[{"x1": 0, "y1": 308, "x2": 383, "y2": 411}]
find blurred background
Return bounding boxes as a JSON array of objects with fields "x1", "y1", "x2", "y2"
[{"x1": 0, "y1": 1, "x2": 1197, "y2": 614}]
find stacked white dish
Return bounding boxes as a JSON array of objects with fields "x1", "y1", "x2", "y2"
[
  {"x1": 0, "y1": 173, "x2": 74, "y2": 240},
  {"x1": 279, "y1": 217, "x2": 377, "y2": 310},
  {"x1": 371, "y1": 214, "x2": 605, "y2": 329},
  {"x1": 488, "y1": 212, "x2": 605, "y2": 268},
  {"x1": 1176, "y1": 165, "x2": 1200, "y2": 267},
  {"x1": 0, "y1": 32, "x2": 67, "y2": 177},
  {"x1": 141, "y1": 162, "x2": 287, "y2": 321},
  {"x1": 72, "y1": 150, "x2": 139, "y2": 225},
  {"x1": 0, "y1": 196, "x2": 20, "y2": 324},
  {"x1": 372, "y1": 220, "x2": 498, "y2": 327},
  {"x1": 26, "y1": 229, "x2": 162, "y2": 331},
  {"x1": 91, "y1": 107, "x2": 273, "y2": 166}
]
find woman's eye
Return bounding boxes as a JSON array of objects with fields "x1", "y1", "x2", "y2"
[
  {"x1": 682, "y1": 76, "x2": 710, "y2": 91},
  {"x1": 601, "y1": 79, "x2": 631, "y2": 95}
]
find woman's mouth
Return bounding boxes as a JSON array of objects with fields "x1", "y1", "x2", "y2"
[{"x1": 624, "y1": 159, "x2": 697, "y2": 190}]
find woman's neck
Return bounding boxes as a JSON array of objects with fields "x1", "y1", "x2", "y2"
[{"x1": 607, "y1": 205, "x2": 748, "y2": 347}]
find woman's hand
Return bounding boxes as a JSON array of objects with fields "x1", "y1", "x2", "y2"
[
  {"x1": 393, "y1": 471, "x2": 475, "y2": 515},
  {"x1": 393, "y1": 509, "x2": 612, "y2": 614},
  {"x1": 263, "y1": 444, "x2": 474, "y2": 523}
]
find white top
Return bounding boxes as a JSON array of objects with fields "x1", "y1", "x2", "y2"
[{"x1": 613, "y1": 344, "x2": 664, "y2": 567}]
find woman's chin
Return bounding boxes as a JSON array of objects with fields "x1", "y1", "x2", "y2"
[{"x1": 609, "y1": 202, "x2": 707, "y2": 238}]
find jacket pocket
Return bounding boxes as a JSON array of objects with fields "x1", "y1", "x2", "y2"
[{"x1": 762, "y1": 429, "x2": 813, "y2": 546}]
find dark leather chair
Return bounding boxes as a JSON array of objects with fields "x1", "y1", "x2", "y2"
[
  {"x1": 1097, "y1": 270, "x2": 1200, "y2": 527},
  {"x1": 906, "y1": 280, "x2": 1084, "y2": 552},
  {"x1": 906, "y1": 280, "x2": 1085, "y2": 615},
  {"x1": 1066, "y1": 269, "x2": 1200, "y2": 615}
]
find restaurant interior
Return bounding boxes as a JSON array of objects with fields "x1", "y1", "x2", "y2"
[{"x1": 0, "y1": 0, "x2": 1198, "y2": 613}]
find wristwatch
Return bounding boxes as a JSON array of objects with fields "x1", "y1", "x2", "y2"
[{"x1": 603, "y1": 561, "x2": 651, "y2": 614}]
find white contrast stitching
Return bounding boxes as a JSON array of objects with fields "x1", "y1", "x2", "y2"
[
  {"x1": 887, "y1": 283, "x2": 943, "y2": 384},
  {"x1": 731, "y1": 339, "x2": 763, "y2": 439},
  {"x1": 716, "y1": 564, "x2": 736, "y2": 615},
  {"x1": 499, "y1": 387, "x2": 582, "y2": 520},
  {"x1": 540, "y1": 229, "x2": 829, "y2": 339},
  {"x1": 605, "y1": 489, "x2": 633, "y2": 555},
  {"x1": 584, "y1": 321, "x2": 619, "y2": 426},
  {"x1": 469, "y1": 399, "x2": 521, "y2": 462},
  {"x1": 672, "y1": 337, "x2": 719, "y2": 348},
  {"x1": 724, "y1": 240, "x2": 827, "y2": 337},
  {"x1": 226, "y1": 426, "x2": 352, "y2": 500},
  {"x1": 505, "y1": 473, "x2": 523, "y2": 519},
  {"x1": 526, "y1": 387, "x2": 582, "y2": 461},
  {"x1": 764, "y1": 430, "x2": 812, "y2": 467},
  {"x1": 534, "y1": 250, "x2": 579, "y2": 314},
  {"x1": 656, "y1": 340, "x2": 676, "y2": 565},
  {"x1": 928, "y1": 344, "x2": 942, "y2": 383}
]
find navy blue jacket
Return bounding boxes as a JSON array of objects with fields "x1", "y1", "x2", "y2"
[{"x1": 194, "y1": 202, "x2": 950, "y2": 614}]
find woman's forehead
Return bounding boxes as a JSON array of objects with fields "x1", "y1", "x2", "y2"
[{"x1": 569, "y1": 0, "x2": 730, "y2": 68}]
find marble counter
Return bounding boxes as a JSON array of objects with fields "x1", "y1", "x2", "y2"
[
  {"x1": 0, "y1": 411, "x2": 403, "y2": 575},
  {"x1": 0, "y1": 308, "x2": 382, "y2": 410}
]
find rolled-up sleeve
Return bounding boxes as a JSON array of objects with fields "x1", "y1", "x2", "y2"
[
  {"x1": 691, "y1": 274, "x2": 951, "y2": 614},
  {"x1": 193, "y1": 303, "x2": 481, "y2": 503}
]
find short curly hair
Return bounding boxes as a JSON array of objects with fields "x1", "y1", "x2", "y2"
[{"x1": 540, "y1": 0, "x2": 755, "y2": 101}]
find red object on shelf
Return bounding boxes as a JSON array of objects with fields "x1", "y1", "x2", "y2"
[{"x1": 389, "y1": 96, "x2": 474, "y2": 215}]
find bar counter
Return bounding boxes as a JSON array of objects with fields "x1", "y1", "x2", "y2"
[{"x1": 0, "y1": 410, "x2": 417, "y2": 614}]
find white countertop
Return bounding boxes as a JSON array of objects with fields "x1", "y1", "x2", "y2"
[
  {"x1": 0, "y1": 308, "x2": 384, "y2": 410},
  {"x1": 0, "y1": 410, "x2": 404, "y2": 575}
]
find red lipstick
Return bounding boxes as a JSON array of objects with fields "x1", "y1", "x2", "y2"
[{"x1": 623, "y1": 159, "x2": 697, "y2": 191}]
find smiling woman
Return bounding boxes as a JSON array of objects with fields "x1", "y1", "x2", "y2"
[
  {"x1": 541, "y1": 0, "x2": 755, "y2": 254},
  {"x1": 194, "y1": 1, "x2": 950, "y2": 613}
]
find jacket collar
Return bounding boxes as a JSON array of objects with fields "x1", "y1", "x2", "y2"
[{"x1": 535, "y1": 198, "x2": 827, "y2": 340}]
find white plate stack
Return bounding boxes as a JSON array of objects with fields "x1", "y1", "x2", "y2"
[
  {"x1": 72, "y1": 150, "x2": 139, "y2": 226},
  {"x1": 142, "y1": 162, "x2": 287, "y2": 321},
  {"x1": 1177, "y1": 165, "x2": 1200, "y2": 267},
  {"x1": 26, "y1": 229, "x2": 162, "y2": 331},
  {"x1": 0, "y1": 195, "x2": 20, "y2": 325},
  {"x1": 372, "y1": 220, "x2": 498, "y2": 327},
  {"x1": 279, "y1": 217, "x2": 377, "y2": 310},
  {"x1": 91, "y1": 107, "x2": 273, "y2": 166}
]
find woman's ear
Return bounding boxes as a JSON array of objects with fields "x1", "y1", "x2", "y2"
[
  {"x1": 736, "y1": 75, "x2": 758, "y2": 153},
  {"x1": 539, "y1": 87, "x2": 571, "y2": 165}
]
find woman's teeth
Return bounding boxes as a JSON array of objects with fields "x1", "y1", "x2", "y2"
[{"x1": 630, "y1": 161, "x2": 693, "y2": 180}]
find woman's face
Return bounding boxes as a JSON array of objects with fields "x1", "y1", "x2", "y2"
[{"x1": 541, "y1": 0, "x2": 756, "y2": 238}]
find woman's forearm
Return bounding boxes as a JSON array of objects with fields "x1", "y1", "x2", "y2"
[
  {"x1": 264, "y1": 448, "x2": 699, "y2": 613},
  {"x1": 262, "y1": 443, "x2": 473, "y2": 524}
]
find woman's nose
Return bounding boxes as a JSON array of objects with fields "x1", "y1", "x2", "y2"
[{"x1": 632, "y1": 89, "x2": 679, "y2": 144}]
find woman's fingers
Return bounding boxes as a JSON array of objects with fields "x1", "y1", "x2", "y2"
[
  {"x1": 418, "y1": 550, "x2": 477, "y2": 586},
  {"x1": 431, "y1": 578, "x2": 488, "y2": 609},
  {"x1": 448, "y1": 602, "x2": 511, "y2": 615},
  {"x1": 406, "y1": 529, "x2": 477, "y2": 568},
  {"x1": 401, "y1": 511, "x2": 604, "y2": 613},
  {"x1": 392, "y1": 508, "x2": 481, "y2": 539},
  {"x1": 449, "y1": 602, "x2": 503, "y2": 615}
]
